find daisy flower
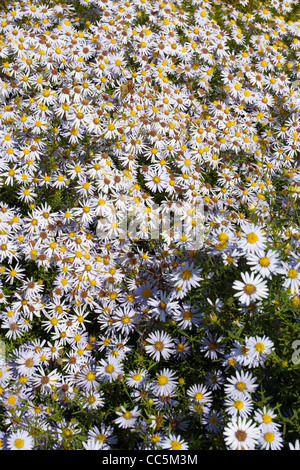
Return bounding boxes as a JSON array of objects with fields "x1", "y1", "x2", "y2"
[
  {"x1": 4, "y1": 263, "x2": 26, "y2": 285},
  {"x1": 125, "y1": 368, "x2": 149, "y2": 389},
  {"x1": 258, "y1": 428, "x2": 284, "y2": 450},
  {"x1": 30, "y1": 366, "x2": 62, "y2": 395},
  {"x1": 173, "y1": 304, "x2": 203, "y2": 329},
  {"x1": 87, "y1": 423, "x2": 117, "y2": 449},
  {"x1": 144, "y1": 166, "x2": 169, "y2": 192},
  {"x1": 82, "y1": 391, "x2": 105, "y2": 411},
  {"x1": 246, "y1": 335, "x2": 274, "y2": 367},
  {"x1": 200, "y1": 333, "x2": 225, "y2": 360},
  {"x1": 173, "y1": 336, "x2": 191, "y2": 360},
  {"x1": 111, "y1": 305, "x2": 138, "y2": 335},
  {"x1": 187, "y1": 384, "x2": 213, "y2": 410},
  {"x1": 224, "y1": 370, "x2": 258, "y2": 399},
  {"x1": 7, "y1": 430, "x2": 34, "y2": 450},
  {"x1": 204, "y1": 370, "x2": 225, "y2": 391},
  {"x1": 147, "y1": 290, "x2": 181, "y2": 322},
  {"x1": 202, "y1": 410, "x2": 224, "y2": 434},
  {"x1": 230, "y1": 340, "x2": 252, "y2": 367},
  {"x1": 22, "y1": 278, "x2": 44, "y2": 301},
  {"x1": 246, "y1": 249, "x2": 280, "y2": 279},
  {"x1": 239, "y1": 223, "x2": 267, "y2": 255},
  {"x1": 104, "y1": 120, "x2": 121, "y2": 139},
  {"x1": 277, "y1": 261, "x2": 300, "y2": 295},
  {"x1": 253, "y1": 406, "x2": 280, "y2": 431},
  {"x1": 62, "y1": 349, "x2": 86, "y2": 375},
  {"x1": 223, "y1": 416, "x2": 260, "y2": 450},
  {"x1": 14, "y1": 349, "x2": 39, "y2": 377},
  {"x1": 171, "y1": 261, "x2": 202, "y2": 291},
  {"x1": 224, "y1": 395, "x2": 254, "y2": 418},
  {"x1": 1, "y1": 316, "x2": 26, "y2": 340},
  {"x1": 17, "y1": 187, "x2": 37, "y2": 204},
  {"x1": 152, "y1": 390, "x2": 180, "y2": 411},
  {"x1": 3, "y1": 392, "x2": 21, "y2": 410},
  {"x1": 96, "y1": 355, "x2": 123, "y2": 383},
  {"x1": 114, "y1": 405, "x2": 141, "y2": 429},
  {"x1": 75, "y1": 364, "x2": 100, "y2": 391},
  {"x1": 151, "y1": 368, "x2": 178, "y2": 397},
  {"x1": 145, "y1": 330, "x2": 175, "y2": 361},
  {"x1": 232, "y1": 271, "x2": 269, "y2": 306},
  {"x1": 160, "y1": 433, "x2": 189, "y2": 450},
  {"x1": 0, "y1": 360, "x2": 12, "y2": 385}
]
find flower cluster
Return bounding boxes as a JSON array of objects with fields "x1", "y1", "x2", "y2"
[{"x1": 0, "y1": 0, "x2": 299, "y2": 451}]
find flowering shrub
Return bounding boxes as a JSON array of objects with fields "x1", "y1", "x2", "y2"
[{"x1": 0, "y1": 0, "x2": 299, "y2": 451}]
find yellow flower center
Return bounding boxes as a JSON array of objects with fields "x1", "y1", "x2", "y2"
[
  {"x1": 7, "y1": 396, "x2": 17, "y2": 405},
  {"x1": 259, "y1": 257, "x2": 270, "y2": 267},
  {"x1": 236, "y1": 381, "x2": 247, "y2": 392},
  {"x1": 264, "y1": 432, "x2": 275, "y2": 443},
  {"x1": 150, "y1": 434, "x2": 160, "y2": 443},
  {"x1": 183, "y1": 310, "x2": 193, "y2": 320},
  {"x1": 64, "y1": 429, "x2": 73, "y2": 438},
  {"x1": 25, "y1": 358, "x2": 34, "y2": 368},
  {"x1": 133, "y1": 373, "x2": 142, "y2": 381},
  {"x1": 171, "y1": 441, "x2": 182, "y2": 450},
  {"x1": 243, "y1": 284, "x2": 257, "y2": 296},
  {"x1": 263, "y1": 414, "x2": 272, "y2": 424},
  {"x1": 14, "y1": 439, "x2": 25, "y2": 449},
  {"x1": 247, "y1": 233, "x2": 259, "y2": 244},
  {"x1": 157, "y1": 375, "x2": 168, "y2": 386},
  {"x1": 255, "y1": 342, "x2": 265, "y2": 353},
  {"x1": 234, "y1": 400, "x2": 244, "y2": 410},
  {"x1": 154, "y1": 341, "x2": 165, "y2": 351},
  {"x1": 97, "y1": 434, "x2": 107, "y2": 443},
  {"x1": 218, "y1": 233, "x2": 229, "y2": 242},
  {"x1": 181, "y1": 269, "x2": 192, "y2": 280},
  {"x1": 177, "y1": 343, "x2": 185, "y2": 353},
  {"x1": 288, "y1": 269, "x2": 298, "y2": 279},
  {"x1": 195, "y1": 392, "x2": 204, "y2": 401},
  {"x1": 158, "y1": 301, "x2": 167, "y2": 310},
  {"x1": 86, "y1": 372, "x2": 96, "y2": 382},
  {"x1": 105, "y1": 364, "x2": 114, "y2": 374}
]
